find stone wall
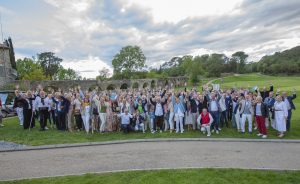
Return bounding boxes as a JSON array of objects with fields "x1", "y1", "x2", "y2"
[{"x1": 2, "y1": 77, "x2": 188, "y2": 91}]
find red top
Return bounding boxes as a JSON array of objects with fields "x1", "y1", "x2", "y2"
[{"x1": 200, "y1": 112, "x2": 210, "y2": 124}]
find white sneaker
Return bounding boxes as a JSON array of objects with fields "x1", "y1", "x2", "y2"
[
  {"x1": 216, "y1": 130, "x2": 219, "y2": 134},
  {"x1": 207, "y1": 134, "x2": 211, "y2": 137},
  {"x1": 257, "y1": 133, "x2": 263, "y2": 136},
  {"x1": 262, "y1": 135, "x2": 267, "y2": 139},
  {"x1": 254, "y1": 127, "x2": 258, "y2": 130},
  {"x1": 160, "y1": 130, "x2": 162, "y2": 133},
  {"x1": 45, "y1": 126, "x2": 49, "y2": 130},
  {"x1": 218, "y1": 128, "x2": 222, "y2": 131},
  {"x1": 211, "y1": 129, "x2": 215, "y2": 133},
  {"x1": 180, "y1": 131, "x2": 184, "y2": 134}
]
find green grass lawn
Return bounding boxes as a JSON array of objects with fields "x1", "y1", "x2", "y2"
[
  {"x1": 0, "y1": 74, "x2": 299, "y2": 146},
  {"x1": 2, "y1": 169, "x2": 300, "y2": 184}
]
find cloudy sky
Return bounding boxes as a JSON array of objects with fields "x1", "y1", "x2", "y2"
[{"x1": 1, "y1": 0, "x2": 300, "y2": 78}]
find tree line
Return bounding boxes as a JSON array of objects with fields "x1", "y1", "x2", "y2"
[
  {"x1": 16, "y1": 52, "x2": 81, "y2": 80},
  {"x1": 109, "y1": 45, "x2": 300, "y2": 83},
  {"x1": 15, "y1": 44, "x2": 300, "y2": 82}
]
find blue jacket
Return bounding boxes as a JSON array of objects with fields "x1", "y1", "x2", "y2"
[
  {"x1": 172, "y1": 95, "x2": 185, "y2": 114},
  {"x1": 52, "y1": 96, "x2": 70, "y2": 114}
]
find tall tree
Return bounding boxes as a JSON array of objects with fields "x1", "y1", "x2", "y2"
[
  {"x1": 112, "y1": 45, "x2": 146, "y2": 79},
  {"x1": 37, "y1": 52, "x2": 63, "y2": 79},
  {"x1": 16, "y1": 58, "x2": 48, "y2": 80},
  {"x1": 232, "y1": 51, "x2": 248, "y2": 73},
  {"x1": 96, "y1": 67, "x2": 111, "y2": 81}
]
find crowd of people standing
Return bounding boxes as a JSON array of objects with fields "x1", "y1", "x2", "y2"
[{"x1": 5, "y1": 81, "x2": 297, "y2": 138}]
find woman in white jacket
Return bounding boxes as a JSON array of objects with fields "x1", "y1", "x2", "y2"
[{"x1": 274, "y1": 95, "x2": 288, "y2": 138}]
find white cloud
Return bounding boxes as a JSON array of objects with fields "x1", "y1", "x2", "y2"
[
  {"x1": 3, "y1": 0, "x2": 300, "y2": 78},
  {"x1": 61, "y1": 56, "x2": 113, "y2": 79},
  {"x1": 124, "y1": 0, "x2": 243, "y2": 23}
]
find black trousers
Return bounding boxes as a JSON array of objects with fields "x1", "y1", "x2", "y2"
[
  {"x1": 154, "y1": 115, "x2": 164, "y2": 131},
  {"x1": 49, "y1": 110, "x2": 56, "y2": 125},
  {"x1": 74, "y1": 114, "x2": 82, "y2": 130},
  {"x1": 57, "y1": 111, "x2": 66, "y2": 131},
  {"x1": 121, "y1": 124, "x2": 132, "y2": 133},
  {"x1": 39, "y1": 109, "x2": 48, "y2": 130},
  {"x1": 23, "y1": 109, "x2": 34, "y2": 129},
  {"x1": 220, "y1": 111, "x2": 228, "y2": 128}
]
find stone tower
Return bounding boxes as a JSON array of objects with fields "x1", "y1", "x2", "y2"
[{"x1": 0, "y1": 41, "x2": 17, "y2": 87}]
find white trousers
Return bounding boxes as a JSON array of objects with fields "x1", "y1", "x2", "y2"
[
  {"x1": 82, "y1": 113, "x2": 90, "y2": 133},
  {"x1": 201, "y1": 124, "x2": 211, "y2": 136},
  {"x1": 99, "y1": 113, "x2": 107, "y2": 132},
  {"x1": 135, "y1": 123, "x2": 145, "y2": 132},
  {"x1": 175, "y1": 114, "x2": 184, "y2": 133},
  {"x1": 16, "y1": 107, "x2": 24, "y2": 125},
  {"x1": 234, "y1": 113, "x2": 241, "y2": 131},
  {"x1": 241, "y1": 114, "x2": 252, "y2": 133},
  {"x1": 169, "y1": 112, "x2": 174, "y2": 130}
]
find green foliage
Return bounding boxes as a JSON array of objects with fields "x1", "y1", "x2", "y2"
[
  {"x1": 15, "y1": 52, "x2": 82, "y2": 81},
  {"x1": 258, "y1": 46, "x2": 300, "y2": 75},
  {"x1": 112, "y1": 45, "x2": 146, "y2": 79},
  {"x1": 37, "y1": 52, "x2": 63, "y2": 79},
  {"x1": 16, "y1": 58, "x2": 49, "y2": 80},
  {"x1": 54, "y1": 66, "x2": 81, "y2": 80},
  {"x1": 232, "y1": 51, "x2": 248, "y2": 73}
]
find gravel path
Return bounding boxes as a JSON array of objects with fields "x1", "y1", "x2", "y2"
[{"x1": 0, "y1": 141, "x2": 299, "y2": 181}]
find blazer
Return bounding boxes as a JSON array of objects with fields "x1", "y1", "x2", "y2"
[
  {"x1": 254, "y1": 102, "x2": 268, "y2": 117},
  {"x1": 188, "y1": 95, "x2": 202, "y2": 113},
  {"x1": 285, "y1": 94, "x2": 296, "y2": 110}
]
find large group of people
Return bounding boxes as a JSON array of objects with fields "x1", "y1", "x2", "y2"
[{"x1": 5, "y1": 81, "x2": 297, "y2": 138}]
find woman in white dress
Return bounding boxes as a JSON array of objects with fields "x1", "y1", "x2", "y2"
[{"x1": 274, "y1": 95, "x2": 288, "y2": 138}]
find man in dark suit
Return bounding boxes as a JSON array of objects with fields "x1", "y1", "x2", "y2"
[
  {"x1": 189, "y1": 93, "x2": 203, "y2": 130},
  {"x1": 282, "y1": 90, "x2": 296, "y2": 131}
]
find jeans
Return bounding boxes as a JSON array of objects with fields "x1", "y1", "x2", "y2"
[
  {"x1": 175, "y1": 114, "x2": 184, "y2": 133},
  {"x1": 231, "y1": 112, "x2": 236, "y2": 128},
  {"x1": 168, "y1": 112, "x2": 174, "y2": 130},
  {"x1": 220, "y1": 110, "x2": 228, "y2": 128},
  {"x1": 121, "y1": 124, "x2": 132, "y2": 133},
  {"x1": 210, "y1": 111, "x2": 220, "y2": 131}
]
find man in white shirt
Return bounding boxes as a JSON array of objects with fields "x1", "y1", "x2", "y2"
[
  {"x1": 118, "y1": 109, "x2": 133, "y2": 133},
  {"x1": 35, "y1": 91, "x2": 51, "y2": 131}
]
